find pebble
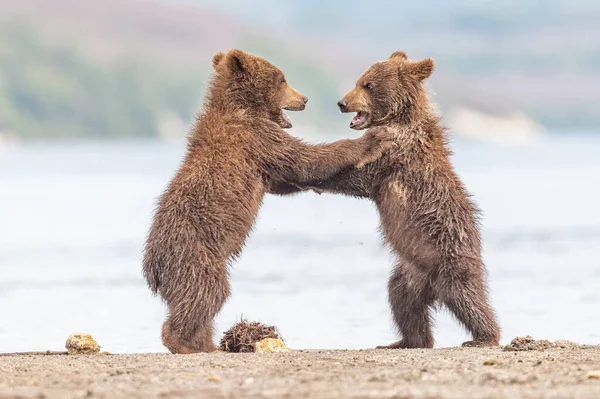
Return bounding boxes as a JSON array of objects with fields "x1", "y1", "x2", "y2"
[
  {"x1": 588, "y1": 370, "x2": 600, "y2": 380},
  {"x1": 65, "y1": 334, "x2": 100, "y2": 355},
  {"x1": 254, "y1": 338, "x2": 290, "y2": 353}
]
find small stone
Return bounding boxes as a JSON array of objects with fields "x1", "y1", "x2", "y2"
[
  {"x1": 254, "y1": 338, "x2": 290, "y2": 353},
  {"x1": 483, "y1": 359, "x2": 501, "y2": 366},
  {"x1": 207, "y1": 373, "x2": 221, "y2": 382},
  {"x1": 65, "y1": 334, "x2": 100, "y2": 355},
  {"x1": 588, "y1": 370, "x2": 600, "y2": 380}
]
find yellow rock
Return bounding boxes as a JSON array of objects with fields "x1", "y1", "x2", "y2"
[
  {"x1": 65, "y1": 333, "x2": 100, "y2": 355},
  {"x1": 254, "y1": 338, "x2": 290, "y2": 353},
  {"x1": 588, "y1": 370, "x2": 600, "y2": 380}
]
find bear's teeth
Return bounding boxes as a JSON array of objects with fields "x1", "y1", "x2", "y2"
[
  {"x1": 282, "y1": 112, "x2": 291, "y2": 124},
  {"x1": 351, "y1": 111, "x2": 366, "y2": 127}
]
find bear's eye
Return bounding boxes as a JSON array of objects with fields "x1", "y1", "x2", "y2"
[
  {"x1": 364, "y1": 83, "x2": 373, "y2": 90},
  {"x1": 279, "y1": 76, "x2": 286, "y2": 85}
]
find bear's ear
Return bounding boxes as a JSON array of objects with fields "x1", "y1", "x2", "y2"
[
  {"x1": 389, "y1": 51, "x2": 408, "y2": 61},
  {"x1": 224, "y1": 49, "x2": 248, "y2": 74},
  {"x1": 212, "y1": 52, "x2": 225, "y2": 68},
  {"x1": 407, "y1": 58, "x2": 434, "y2": 80}
]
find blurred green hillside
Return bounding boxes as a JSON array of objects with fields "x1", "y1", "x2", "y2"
[
  {"x1": 1, "y1": 0, "x2": 599, "y2": 139},
  {"x1": 0, "y1": 23, "x2": 205, "y2": 139},
  {"x1": 0, "y1": 13, "x2": 342, "y2": 139}
]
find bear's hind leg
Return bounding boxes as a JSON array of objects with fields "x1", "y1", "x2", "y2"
[
  {"x1": 161, "y1": 266, "x2": 230, "y2": 354},
  {"x1": 190, "y1": 319, "x2": 217, "y2": 352},
  {"x1": 377, "y1": 260, "x2": 435, "y2": 349},
  {"x1": 436, "y1": 261, "x2": 500, "y2": 347}
]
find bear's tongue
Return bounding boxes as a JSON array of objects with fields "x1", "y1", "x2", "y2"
[{"x1": 350, "y1": 111, "x2": 366, "y2": 128}]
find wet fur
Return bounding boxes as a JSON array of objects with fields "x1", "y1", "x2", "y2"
[
  {"x1": 142, "y1": 49, "x2": 394, "y2": 354},
  {"x1": 302, "y1": 52, "x2": 501, "y2": 348}
]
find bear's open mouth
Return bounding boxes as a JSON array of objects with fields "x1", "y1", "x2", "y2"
[
  {"x1": 280, "y1": 102, "x2": 306, "y2": 129},
  {"x1": 350, "y1": 111, "x2": 368, "y2": 129},
  {"x1": 280, "y1": 110, "x2": 292, "y2": 129}
]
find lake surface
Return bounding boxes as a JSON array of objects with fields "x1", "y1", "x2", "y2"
[{"x1": 1, "y1": 133, "x2": 599, "y2": 353}]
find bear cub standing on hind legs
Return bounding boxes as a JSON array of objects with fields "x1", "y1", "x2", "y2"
[
  {"x1": 302, "y1": 51, "x2": 501, "y2": 348},
  {"x1": 142, "y1": 49, "x2": 395, "y2": 354}
]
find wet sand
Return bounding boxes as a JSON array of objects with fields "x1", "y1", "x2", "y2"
[{"x1": 1, "y1": 343, "x2": 600, "y2": 398}]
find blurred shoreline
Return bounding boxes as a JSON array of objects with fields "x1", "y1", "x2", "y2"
[{"x1": 1, "y1": 137, "x2": 600, "y2": 354}]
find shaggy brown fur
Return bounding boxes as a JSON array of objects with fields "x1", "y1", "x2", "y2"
[
  {"x1": 142, "y1": 49, "x2": 395, "y2": 354},
  {"x1": 302, "y1": 51, "x2": 501, "y2": 348}
]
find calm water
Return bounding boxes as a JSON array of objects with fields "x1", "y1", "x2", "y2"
[{"x1": 1, "y1": 134, "x2": 599, "y2": 353}]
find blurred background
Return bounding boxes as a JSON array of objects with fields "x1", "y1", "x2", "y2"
[{"x1": 1, "y1": 0, "x2": 599, "y2": 352}]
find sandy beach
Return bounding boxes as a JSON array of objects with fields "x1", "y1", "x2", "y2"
[{"x1": 1, "y1": 340, "x2": 599, "y2": 399}]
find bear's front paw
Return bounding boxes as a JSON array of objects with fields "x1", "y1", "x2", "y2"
[
  {"x1": 356, "y1": 152, "x2": 381, "y2": 169},
  {"x1": 306, "y1": 186, "x2": 324, "y2": 195},
  {"x1": 357, "y1": 129, "x2": 396, "y2": 168}
]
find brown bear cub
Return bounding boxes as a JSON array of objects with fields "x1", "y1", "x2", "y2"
[
  {"x1": 142, "y1": 49, "x2": 394, "y2": 354},
  {"x1": 303, "y1": 51, "x2": 501, "y2": 348}
]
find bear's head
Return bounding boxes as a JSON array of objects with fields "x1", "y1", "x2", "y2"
[
  {"x1": 337, "y1": 51, "x2": 434, "y2": 130},
  {"x1": 211, "y1": 49, "x2": 308, "y2": 128}
]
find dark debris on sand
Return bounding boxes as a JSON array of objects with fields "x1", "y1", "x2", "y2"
[
  {"x1": 220, "y1": 319, "x2": 282, "y2": 353},
  {"x1": 503, "y1": 335, "x2": 582, "y2": 351}
]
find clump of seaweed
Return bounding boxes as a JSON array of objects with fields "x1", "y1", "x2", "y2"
[{"x1": 220, "y1": 319, "x2": 282, "y2": 353}]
